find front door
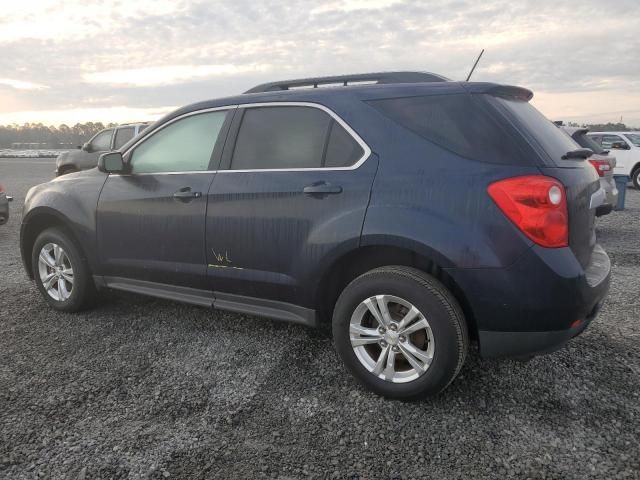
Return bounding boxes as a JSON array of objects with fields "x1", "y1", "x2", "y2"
[
  {"x1": 97, "y1": 108, "x2": 233, "y2": 289},
  {"x1": 205, "y1": 104, "x2": 377, "y2": 306}
]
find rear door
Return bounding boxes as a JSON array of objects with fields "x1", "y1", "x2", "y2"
[
  {"x1": 492, "y1": 97, "x2": 601, "y2": 268},
  {"x1": 97, "y1": 107, "x2": 233, "y2": 289},
  {"x1": 204, "y1": 103, "x2": 377, "y2": 306}
]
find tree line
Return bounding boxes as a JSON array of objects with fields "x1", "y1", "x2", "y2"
[
  {"x1": 1, "y1": 120, "x2": 637, "y2": 149},
  {"x1": 0, "y1": 123, "x2": 118, "y2": 148}
]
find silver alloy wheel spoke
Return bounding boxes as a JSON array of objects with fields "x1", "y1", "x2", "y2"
[
  {"x1": 61, "y1": 268, "x2": 74, "y2": 283},
  {"x1": 39, "y1": 251, "x2": 56, "y2": 268},
  {"x1": 42, "y1": 272, "x2": 57, "y2": 290},
  {"x1": 400, "y1": 317, "x2": 430, "y2": 336},
  {"x1": 350, "y1": 294, "x2": 435, "y2": 384}
]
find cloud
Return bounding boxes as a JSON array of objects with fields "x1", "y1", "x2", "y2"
[
  {"x1": 0, "y1": 0, "x2": 638, "y2": 125},
  {"x1": 83, "y1": 64, "x2": 272, "y2": 87},
  {"x1": 0, "y1": 106, "x2": 177, "y2": 126},
  {"x1": 0, "y1": 78, "x2": 49, "y2": 90}
]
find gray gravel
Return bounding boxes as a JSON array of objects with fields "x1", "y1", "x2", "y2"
[{"x1": 1, "y1": 157, "x2": 639, "y2": 479}]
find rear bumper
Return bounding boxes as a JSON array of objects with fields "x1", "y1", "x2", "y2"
[
  {"x1": 478, "y1": 299, "x2": 603, "y2": 357},
  {"x1": 447, "y1": 244, "x2": 611, "y2": 358}
]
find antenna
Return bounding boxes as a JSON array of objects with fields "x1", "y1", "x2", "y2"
[{"x1": 465, "y1": 49, "x2": 485, "y2": 81}]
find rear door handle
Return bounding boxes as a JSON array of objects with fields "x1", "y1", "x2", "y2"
[
  {"x1": 303, "y1": 182, "x2": 343, "y2": 195},
  {"x1": 173, "y1": 187, "x2": 202, "y2": 200}
]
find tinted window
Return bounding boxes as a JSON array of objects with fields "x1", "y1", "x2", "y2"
[
  {"x1": 370, "y1": 94, "x2": 527, "y2": 164},
  {"x1": 113, "y1": 127, "x2": 135, "y2": 150},
  {"x1": 496, "y1": 98, "x2": 579, "y2": 164},
  {"x1": 324, "y1": 121, "x2": 364, "y2": 167},
  {"x1": 131, "y1": 111, "x2": 227, "y2": 174},
  {"x1": 231, "y1": 106, "x2": 331, "y2": 170},
  {"x1": 91, "y1": 129, "x2": 113, "y2": 151},
  {"x1": 599, "y1": 134, "x2": 625, "y2": 149}
]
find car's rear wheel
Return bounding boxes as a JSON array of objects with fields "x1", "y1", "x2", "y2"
[
  {"x1": 632, "y1": 167, "x2": 640, "y2": 190},
  {"x1": 332, "y1": 266, "x2": 468, "y2": 400},
  {"x1": 32, "y1": 228, "x2": 96, "y2": 312}
]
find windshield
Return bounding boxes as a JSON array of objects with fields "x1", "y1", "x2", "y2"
[{"x1": 624, "y1": 133, "x2": 640, "y2": 147}]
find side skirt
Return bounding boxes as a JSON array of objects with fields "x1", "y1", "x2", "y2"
[{"x1": 96, "y1": 276, "x2": 318, "y2": 327}]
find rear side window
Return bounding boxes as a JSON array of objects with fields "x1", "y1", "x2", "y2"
[
  {"x1": 496, "y1": 98, "x2": 579, "y2": 164},
  {"x1": 369, "y1": 94, "x2": 527, "y2": 164},
  {"x1": 230, "y1": 106, "x2": 365, "y2": 170},
  {"x1": 113, "y1": 127, "x2": 135, "y2": 150}
]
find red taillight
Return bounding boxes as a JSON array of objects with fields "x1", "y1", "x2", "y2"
[
  {"x1": 588, "y1": 159, "x2": 611, "y2": 177},
  {"x1": 488, "y1": 175, "x2": 569, "y2": 248},
  {"x1": 0, "y1": 184, "x2": 4, "y2": 193}
]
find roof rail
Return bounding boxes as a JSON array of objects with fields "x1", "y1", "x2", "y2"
[{"x1": 244, "y1": 71, "x2": 449, "y2": 94}]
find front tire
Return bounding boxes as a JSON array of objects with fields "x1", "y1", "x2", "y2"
[
  {"x1": 32, "y1": 228, "x2": 96, "y2": 312},
  {"x1": 332, "y1": 266, "x2": 468, "y2": 400}
]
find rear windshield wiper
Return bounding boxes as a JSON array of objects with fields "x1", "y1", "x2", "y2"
[{"x1": 562, "y1": 148, "x2": 592, "y2": 160}]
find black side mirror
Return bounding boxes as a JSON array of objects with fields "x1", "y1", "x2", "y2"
[
  {"x1": 76, "y1": 145, "x2": 82, "y2": 149},
  {"x1": 98, "y1": 152, "x2": 126, "y2": 174},
  {"x1": 82, "y1": 143, "x2": 91, "y2": 152},
  {"x1": 611, "y1": 141, "x2": 630, "y2": 150}
]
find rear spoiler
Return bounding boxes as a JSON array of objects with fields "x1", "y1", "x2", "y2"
[{"x1": 462, "y1": 82, "x2": 533, "y2": 101}]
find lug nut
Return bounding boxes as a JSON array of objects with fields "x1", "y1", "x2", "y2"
[
  {"x1": 378, "y1": 327, "x2": 386, "y2": 334},
  {"x1": 389, "y1": 324, "x2": 398, "y2": 331},
  {"x1": 399, "y1": 335, "x2": 406, "y2": 343},
  {"x1": 392, "y1": 346, "x2": 400, "y2": 352},
  {"x1": 380, "y1": 341, "x2": 387, "y2": 348}
]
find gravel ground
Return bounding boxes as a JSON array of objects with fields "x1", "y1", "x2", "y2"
[{"x1": 1, "y1": 158, "x2": 639, "y2": 479}]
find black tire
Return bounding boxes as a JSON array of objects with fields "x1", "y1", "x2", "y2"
[
  {"x1": 332, "y1": 266, "x2": 468, "y2": 400},
  {"x1": 31, "y1": 227, "x2": 96, "y2": 312},
  {"x1": 632, "y1": 167, "x2": 640, "y2": 190}
]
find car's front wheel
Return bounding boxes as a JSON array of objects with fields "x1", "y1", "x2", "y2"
[
  {"x1": 32, "y1": 227, "x2": 96, "y2": 312},
  {"x1": 332, "y1": 266, "x2": 468, "y2": 400}
]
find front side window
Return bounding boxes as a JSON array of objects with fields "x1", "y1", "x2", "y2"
[
  {"x1": 91, "y1": 129, "x2": 114, "y2": 151},
  {"x1": 229, "y1": 105, "x2": 365, "y2": 170},
  {"x1": 113, "y1": 127, "x2": 135, "y2": 150},
  {"x1": 130, "y1": 110, "x2": 228, "y2": 174}
]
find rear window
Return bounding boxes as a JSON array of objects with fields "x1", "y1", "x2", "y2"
[
  {"x1": 572, "y1": 132, "x2": 606, "y2": 155},
  {"x1": 368, "y1": 94, "x2": 528, "y2": 165},
  {"x1": 496, "y1": 98, "x2": 579, "y2": 163}
]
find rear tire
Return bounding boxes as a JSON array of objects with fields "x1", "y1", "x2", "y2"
[
  {"x1": 632, "y1": 167, "x2": 640, "y2": 190},
  {"x1": 31, "y1": 227, "x2": 96, "y2": 312},
  {"x1": 332, "y1": 266, "x2": 468, "y2": 400}
]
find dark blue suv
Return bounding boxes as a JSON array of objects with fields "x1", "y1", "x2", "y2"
[{"x1": 20, "y1": 72, "x2": 610, "y2": 400}]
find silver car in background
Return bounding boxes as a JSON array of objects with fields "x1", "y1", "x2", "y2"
[
  {"x1": 560, "y1": 125, "x2": 618, "y2": 216},
  {"x1": 55, "y1": 122, "x2": 149, "y2": 176}
]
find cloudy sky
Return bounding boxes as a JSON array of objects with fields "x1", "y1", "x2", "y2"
[{"x1": 1, "y1": 0, "x2": 639, "y2": 126}]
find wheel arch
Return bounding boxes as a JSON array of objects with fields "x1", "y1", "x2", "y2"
[
  {"x1": 314, "y1": 244, "x2": 478, "y2": 340},
  {"x1": 21, "y1": 207, "x2": 84, "y2": 280}
]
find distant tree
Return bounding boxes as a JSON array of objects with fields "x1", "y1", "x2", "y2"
[{"x1": 0, "y1": 122, "x2": 117, "y2": 148}]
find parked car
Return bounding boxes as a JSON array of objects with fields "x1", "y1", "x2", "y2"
[
  {"x1": 55, "y1": 123, "x2": 149, "y2": 176},
  {"x1": 0, "y1": 183, "x2": 13, "y2": 225},
  {"x1": 559, "y1": 125, "x2": 617, "y2": 215},
  {"x1": 20, "y1": 72, "x2": 610, "y2": 400},
  {"x1": 587, "y1": 131, "x2": 640, "y2": 189}
]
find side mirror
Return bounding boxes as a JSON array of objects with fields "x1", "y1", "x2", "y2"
[
  {"x1": 82, "y1": 143, "x2": 91, "y2": 152},
  {"x1": 611, "y1": 141, "x2": 630, "y2": 150},
  {"x1": 98, "y1": 152, "x2": 126, "y2": 174},
  {"x1": 76, "y1": 145, "x2": 82, "y2": 149}
]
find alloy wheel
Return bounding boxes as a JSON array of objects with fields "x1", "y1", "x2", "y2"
[
  {"x1": 38, "y1": 243, "x2": 74, "y2": 301},
  {"x1": 349, "y1": 294, "x2": 435, "y2": 383}
]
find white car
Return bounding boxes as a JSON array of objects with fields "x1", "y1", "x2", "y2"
[{"x1": 587, "y1": 131, "x2": 640, "y2": 189}]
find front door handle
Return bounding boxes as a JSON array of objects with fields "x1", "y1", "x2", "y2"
[
  {"x1": 173, "y1": 187, "x2": 202, "y2": 200},
  {"x1": 303, "y1": 182, "x2": 343, "y2": 195}
]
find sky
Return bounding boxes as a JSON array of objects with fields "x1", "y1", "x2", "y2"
[{"x1": 0, "y1": 0, "x2": 639, "y2": 127}]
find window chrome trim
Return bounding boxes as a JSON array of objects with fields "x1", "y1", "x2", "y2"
[
  {"x1": 220, "y1": 101, "x2": 372, "y2": 173},
  {"x1": 113, "y1": 101, "x2": 372, "y2": 176}
]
